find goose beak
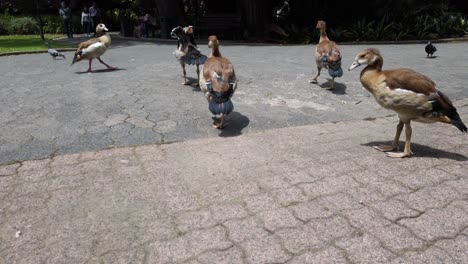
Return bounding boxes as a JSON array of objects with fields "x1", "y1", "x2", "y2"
[
  {"x1": 348, "y1": 60, "x2": 361, "y2": 71},
  {"x1": 103, "y1": 27, "x2": 109, "y2": 32}
]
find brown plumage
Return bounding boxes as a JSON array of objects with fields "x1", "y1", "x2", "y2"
[
  {"x1": 349, "y1": 48, "x2": 467, "y2": 158},
  {"x1": 199, "y1": 36, "x2": 237, "y2": 129},
  {"x1": 71, "y1": 24, "x2": 116, "y2": 72},
  {"x1": 309, "y1": 20, "x2": 342, "y2": 89}
]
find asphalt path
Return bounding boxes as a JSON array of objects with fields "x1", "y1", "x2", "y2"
[{"x1": 1, "y1": 38, "x2": 467, "y2": 164}]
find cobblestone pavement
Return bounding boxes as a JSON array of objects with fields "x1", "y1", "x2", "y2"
[
  {"x1": 1, "y1": 40, "x2": 468, "y2": 164},
  {"x1": 1, "y1": 98, "x2": 467, "y2": 263}
]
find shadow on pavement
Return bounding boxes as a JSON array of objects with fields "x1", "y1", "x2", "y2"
[
  {"x1": 319, "y1": 79, "x2": 347, "y2": 95},
  {"x1": 74, "y1": 68, "x2": 125, "y2": 74},
  {"x1": 426, "y1": 56, "x2": 438, "y2": 59},
  {"x1": 217, "y1": 112, "x2": 250, "y2": 138},
  {"x1": 363, "y1": 141, "x2": 468, "y2": 161}
]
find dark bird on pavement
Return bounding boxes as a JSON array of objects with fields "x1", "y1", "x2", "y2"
[
  {"x1": 171, "y1": 26, "x2": 207, "y2": 86},
  {"x1": 349, "y1": 48, "x2": 466, "y2": 158},
  {"x1": 425, "y1": 41, "x2": 437, "y2": 57},
  {"x1": 45, "y1": 42, "x2": 66, "y2": 59}
]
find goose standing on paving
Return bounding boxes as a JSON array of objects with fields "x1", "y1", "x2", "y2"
[
  {"x1": 71, "y1": 23, "x2": 116, "y2": 72},
  {"x1": 199, "y1": 36, "x2": 237, "y2": 129},
  {"x1": 349, "y1": 48, "x2": 466, "y2": 158},
  {"x1": 45, "y1": 42, "x2": 66, "y2": 59},
  {"x1": 171, "y1": 26, "x2": 207, "y2": 86},
  {"x1": 309, "y1": 20, "x2": 343, "y2": 89},
  {"x1": 425, "y1": 41, "x2": 437, "y2": 57}
]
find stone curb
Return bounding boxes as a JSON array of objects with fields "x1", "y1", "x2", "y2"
[{"x1": 0, "y1": 48, "x2": 76, "y2": 57}]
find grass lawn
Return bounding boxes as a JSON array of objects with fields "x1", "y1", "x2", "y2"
[{"x1": 0, "y1": 34, "x2": 74, "y2": 54}]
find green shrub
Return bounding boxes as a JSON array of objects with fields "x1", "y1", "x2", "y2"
[
  {"x1": 9, "y1": 17, "x2": 38, "y2": 34},
  {"x1": 0, "y1": 15, "x2": 11, "y2": 35}
]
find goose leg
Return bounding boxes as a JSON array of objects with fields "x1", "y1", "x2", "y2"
[
  {"x1": 309, "y1": 67, "x2": 321, "y2": 83},
  {"x1": 374, "y1": 120, "x2": 403, "y2": 152},
  {"x1": 181, "y1": 63, "x2": 189, "y2": 85},
  {"x1": 327, "y1": 77, "x2": 335, "y2": 90},
  {"x1": 194, "y1": 64, "x2": 200, "y2": 86},
  {"x1": 97, "y1": 57, "x2": 116, "y2": 70},
  {"x1": 87, "y1": 59, "x2": 93, "y2": 72},
  {"x1": 213, "y1": 114, "x2": 225, "y2": 129},
  {"x1": 386, "y1": 122, "x2": 413, "y2": 158}
]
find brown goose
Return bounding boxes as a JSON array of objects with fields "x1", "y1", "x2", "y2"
[
  {"x1": 349, "y1": 48, "x2": 467, "y2": 158},
  {"x1": 199, "y1": 36, "x2": 237, "y2": 129},
  {"x1": 71, "y1": 24, "x2": 116, "y2": 72},
  {"x1": 309, "y1": 20, "x2": 342, "y2": 89}
]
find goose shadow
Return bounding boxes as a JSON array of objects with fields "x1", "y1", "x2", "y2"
[
  {"x1": 215, "y1": 112, "x2": 250, "y2": 138},
  {"x1": 363, "y1": 141, "x2": 467, "y2": 161},
  {"x1": 183, "y1": 77, "x2": 202, "y2": 91},
  {"x1": 75, "y1": 68, "x2": 125, "y2": 74},
  {"x1": 318, "y1": 79, "x2": 347, "y2": 95},
  {"x1": 425, "y1": 56, "x2": 438, "y2": 59}
]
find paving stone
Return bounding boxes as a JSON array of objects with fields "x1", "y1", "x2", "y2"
[
  {"x1": 243, "y1": 193, "x2": 281, "y2": 214},
  {"x1": 389, "y1": 167, "x2": 457, "y2": 190},
  {"x1": 103, "y1": 114, "x2": 128, "y2": 127},
  {"x1": 210, "y1": 202, "x2": 249, "y2": 223},
  {"x1": 289, "y1": 199, "x2": 334, "y2": 222},
  {"x1": 175, "y1": 209, "x2": 217, "y2": 233},
  {"x1": 345, "y1": 186, "x2": 387, "y2": 204},
  {"x1": 257, "y1": 208, "x2": 302, "y2": 232},
  {"x1": 284, "y1": 170, "x2": 316, "y2": 185},
  {"x1": 335, "y1": 233, "x2": 398, "y2": 264},
  {"x1": 443, "y1": 178, "x2": 468, "y2": 198},
  {"x1": 18, "y1": 159, "x2": 50, "y2": 171},
  {"x1": 317, "y1": 192, "x2": 364, "y2": 212},
  {"x1": 256, "y1": 174, "x2": 291, "y2": 190},
  {"x1": 146, "y1": 226, "x2": 232, "y2": 263},
  {"x1": 299, "y1": 174, "x2": 360, "y2": 198},
  {"x1": 288, "y1": 247, "x2": 348, "y2": 264},
  {"x1": 16, "y1": 167, "x2": 51, "y2": 183},
  {"x1": 434, "y1": 235, "x2": 468, "y2": 263},
  {"x1": 275, "y1": 224, "x2": 322, "y2": 254},
  {"x1": 402, "y1": 246, "x2": 456, "y2": 264},
  {"x1": 224, "y1": 217, "x2": 269, "y2": 243},
  {"x1": 399, "y1": 205, "x2": 468, "y2": 241},
  {"x1": 369, "y1": 199, "x2": 420, "y2": 221},
  {"x1": 344, "y1": 207, "x2": 393, "y2": 230},
  {"x1": 197, "y1": 246, "x2": 245, "y2": 264},
  {"x1": 396, "y1": 184, "x2": 464, "y2": 212},
  {"x1": 369, "y1": 224, "x2": 426, "y2": 252},
  {"x1": 0, "y1": 163, "x2": 21, "y2": 176},
  {"x1": 202, "y1": 182, "x2": 260, "y2": 205},
  {"x1": 241, "y1": 235, "x2": 291, "y2": 264},
  {"x1": 272, "y1": 186, "x2": 307, "y2": 206},
  {"x1": 50, "y1": 153, "x2": 81, "y2": 166},
  {"x1": 309, "y1": 216, "x2": 355, "y2": 242}
]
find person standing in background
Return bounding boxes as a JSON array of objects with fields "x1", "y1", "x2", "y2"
[
  {"x1": 81, "y1": 6, "x2": 91, "y2": 37},
  {"x1": 59, "y1": 1, "x2": 73, "y2": 38},
  {"x1": 89, "y1": 1, "x2": 101, "y2": 37}
]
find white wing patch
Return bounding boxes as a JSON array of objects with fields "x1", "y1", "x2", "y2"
[
  {"x1": 387, "y1": 87, "x2": 425, "y2": 96},
  {"x1": 82, "y1": 42, "x2": 106, "y2": 57}
]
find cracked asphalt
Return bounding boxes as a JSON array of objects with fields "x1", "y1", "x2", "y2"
[{"x1": 1, "y1": 38, "x2": 467, "y2": 164}]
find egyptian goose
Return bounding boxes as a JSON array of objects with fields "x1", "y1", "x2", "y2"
[
  {"x1": 71, "y1": 23, "x2": 116, "y2": 72},
  {"x1": 171, "y1": 26, "x2": 207, "y2": 86},
  {"x1": 425, "y1": 41, "x2": 437, "y2": 57},
  {"x1": 349, "y1": 48, "x2": 467, "y2": 158},
  {"x1": 45, "y1": 42, "x2": 65, "y2": 59},
  {"x1": 199, "y1": 36, "x2": 237, "y2": 129},
  {"x1": 309, "y1": 20, "x2": 343, "y2": 89}
]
